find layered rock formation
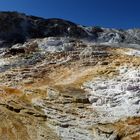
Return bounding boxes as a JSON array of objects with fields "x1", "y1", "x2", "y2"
[
  {"x1": 0, "y1": 37, "x2": 139, "y2": 140},
  {"x1": 0, "y1": 12, "x2": 139, "y2": 140}
]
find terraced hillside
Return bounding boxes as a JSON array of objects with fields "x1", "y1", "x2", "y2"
[{"x1": 0, "y1": 37, "x2": 139, "y2": 140}]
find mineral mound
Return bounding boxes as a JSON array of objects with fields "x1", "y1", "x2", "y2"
[{"x1": 0, "y1": 12, "x2": 139, "y2": 140}]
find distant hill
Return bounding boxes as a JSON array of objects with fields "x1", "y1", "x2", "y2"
[{"x1": 0, "y1": 11, "x2": 140, "y2": 47}]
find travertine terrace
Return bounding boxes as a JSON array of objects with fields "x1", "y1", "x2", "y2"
[{"x1": 0, "y1": 37, "x2": 139, "y2": 140}]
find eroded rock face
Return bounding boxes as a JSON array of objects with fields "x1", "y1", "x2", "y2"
[{"x1": 0, "y1": 37, "x2": 140, "y2": 140}]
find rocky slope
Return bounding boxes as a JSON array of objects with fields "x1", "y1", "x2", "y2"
[
  {"x1": 0, "y1": 12, "x2": 140, "y2": 48},
  {"x1": 0, "y1": 12, "x2": 140, "y2": 140},
  {"x1": 0, "y1": 37, "x2": 139, "y2": 140}
]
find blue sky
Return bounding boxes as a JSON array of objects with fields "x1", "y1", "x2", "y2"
[{"x1": 0, "y1": 0, "x2": 139, "y2": 29}]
